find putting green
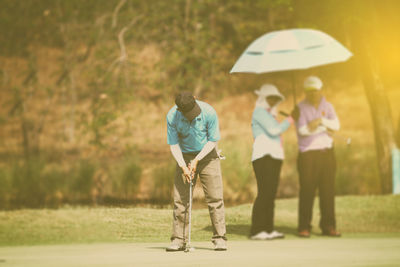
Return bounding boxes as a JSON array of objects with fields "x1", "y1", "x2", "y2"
[{"x1": 1, "y1": 238, "x2": 399, "y2": 267}]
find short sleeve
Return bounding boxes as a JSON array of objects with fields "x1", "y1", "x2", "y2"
[
  {"x1": 206, "y1": 109, "x2": 220, "y2": 142},
  {"x1": 167, "y1": 112, "x2": 179, "y2": 145},
  {"x1": 326, "y1": 103, "x2": 338, "y2": 120}
]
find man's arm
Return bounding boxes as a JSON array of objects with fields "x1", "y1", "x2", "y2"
[
  {"x1": 298, "y1": 108, "x2": 340, "y2": 136},
  {"x1": 170, "y1": 144, "x2": 191, "y2": 183},
  {"x1": 195, "y1": 141, "x2": 216, "y2": 161},
  {"x1": 298, "y1": 124, "x2": 326, "y2": 136},
  {"x1": 170, "y1": 144, "x2": 186, "y2": 168},
  {"x1": 321, "y1": 103, "x2": 340, "y2": 131},
  {"x1": 321, "y1": 118, "x2": 340, "y2": 131},
  {"x1": 167, "y1": 111, "x2": 191, "y2": 182},
  {"x1": 321, "y1": 113, "x2": 340, "y2": 131},
  {"x1": 297, "y1": 108, "x2": 324, "y2": 136},
  {"x1": 189, "y1": 141, "x2": 217, "y2": 176}
]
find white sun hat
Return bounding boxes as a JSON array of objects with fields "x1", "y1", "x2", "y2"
[
  {"x1": 304, "y1": 76, "x2": 323, "y2": 91},
  {"x1": 254, "y1": 84, "x2": 285, "y2": 100}
]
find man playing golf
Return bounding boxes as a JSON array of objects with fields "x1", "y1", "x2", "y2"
[
  {"x1": 166, "y1": 91, "x2": 227, "y2": 251},
  {"x1": 296, "y1": 76, "x2": 341, "y2": 238}
]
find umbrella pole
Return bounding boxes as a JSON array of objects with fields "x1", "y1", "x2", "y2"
[{"x1": 292, "y1": 71, "x2": 297, "y2": 106}]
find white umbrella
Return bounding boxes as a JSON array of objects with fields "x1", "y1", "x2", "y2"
[{"x1": 230, "y1": 28, "x2": 352, "y2": 74}]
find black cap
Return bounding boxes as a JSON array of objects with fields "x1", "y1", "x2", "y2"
[{"x1": 175, "y1": 91, "x2": 201, "y2": 121}]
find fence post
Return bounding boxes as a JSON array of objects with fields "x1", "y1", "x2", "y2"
[{"x1": 393, "y1": 147, "x2": 400, "y2": 194}]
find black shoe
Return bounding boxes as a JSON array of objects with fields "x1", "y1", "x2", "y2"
[
  {"x1": 322, "y1": 229, "x2": 341, "y2": 237},
  {"x1": 298, "y1": 230, "x2": 310, "y2": 238}
]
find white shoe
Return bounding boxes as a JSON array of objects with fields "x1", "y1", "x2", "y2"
[
  {"x1": 166, "y1": 239, "x2": 185, "y2": 252},
  {"x1": 250, "y1": 231, "x2": 269, "y2": 240},
  {"x1": 213, "y1": 238, "x2": 227, "y2": 251},
  {"x1": 268, "y1": 230, "x2": 285, "y2": 239}
]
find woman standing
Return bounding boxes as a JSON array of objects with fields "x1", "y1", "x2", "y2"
[{"x1": 250, "y1": 84, "x2": 293, "y2": 240}]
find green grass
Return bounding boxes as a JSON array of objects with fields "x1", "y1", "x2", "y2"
[{"x1": 0, "y1": 195, "x2": 400, "y2": 246}]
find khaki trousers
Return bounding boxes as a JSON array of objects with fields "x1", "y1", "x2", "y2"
[{"x1": 171, "y1": 153, "x2": 226, "y2": 242}]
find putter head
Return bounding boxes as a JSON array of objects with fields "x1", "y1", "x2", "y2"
[{"x1": 217, "y1": 149, "x2": 226, "y2": 160}]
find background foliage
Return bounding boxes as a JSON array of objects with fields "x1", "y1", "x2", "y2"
[{"x1": 0, "y1": 0, "x2": 399, "y2": 208}]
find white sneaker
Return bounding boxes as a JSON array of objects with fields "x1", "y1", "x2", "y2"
[
  {"x1": 166, "y1": 239, "x2": 185, "y2": 252},
  {"x1": 213, "y1": 238, "x2": 227, "y2": 251},
  {"x1": 250, "y1": 231, "x2": 269, "y2": 240},
  {"x1": 268, "y1": 230, "x2": 285, "y2": 239}
]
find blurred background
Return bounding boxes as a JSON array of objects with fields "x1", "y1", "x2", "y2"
[{"x1": 0, "y1": 0, "x2": 399, "y2": 209}]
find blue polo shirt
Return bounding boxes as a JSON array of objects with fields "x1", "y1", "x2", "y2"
[{"x1": 167, "y1": 100, "x2": 220, "y2": 153}]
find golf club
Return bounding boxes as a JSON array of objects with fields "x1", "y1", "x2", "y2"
[
  {"x1": 328, "y1": 130, "x2": 352, "y2": 146},
  {"x1": 184, "y1": 171, "x2": 195, "y2": 253}
]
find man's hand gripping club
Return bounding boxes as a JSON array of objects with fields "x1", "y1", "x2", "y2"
[{"x1": 181, "y1": 159, "x2": 198, "y2": 184}]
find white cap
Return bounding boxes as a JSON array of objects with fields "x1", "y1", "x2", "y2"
[
  {"x1": 254, "y1": 84, "x2": 285, "y2": 100},
  {"x1": 303, "y1": 76, "x2": 323, "y2": 91}
]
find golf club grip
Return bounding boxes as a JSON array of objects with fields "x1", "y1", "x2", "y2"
[{"x1": 279, "y1": 111, "x2": 289, "y2": 117}]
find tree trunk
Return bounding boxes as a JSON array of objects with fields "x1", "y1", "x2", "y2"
[
  {"x1": 351, "y1": 0, "x2": 397, "y2": 194},
  {"x1": 68, "y1": 71, "x2": 76, "y2": 144},
  {"x1": 352, "y1": 28, "x2": 395, "y2": 194},
  {"x1": 21, "y1": 116, "x2": 31, "y2": 160}
]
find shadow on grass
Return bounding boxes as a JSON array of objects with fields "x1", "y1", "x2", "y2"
[
  {"x1": 147, "y1": 246, "x2": 166, "y2": 250},
  {"x1": 202, "y1": 224, "x2": 298, "y2": 237},
  {"x1": 275, "y1": 226, "x2": 298, "y2": 236},
  {"x1": 202, "y1": 224, "x2": 250, "y2": 236},
  {"x1": 147, "y1": 246, "x2": 214, "y2": 251},
  {"x1": 192, "y1": 246, "x2": 214, "y2": 251}
]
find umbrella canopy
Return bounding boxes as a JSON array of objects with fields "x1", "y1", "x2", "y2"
[{"x1": 230, "y1": 28, "x2": 352, "y2": 74}]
